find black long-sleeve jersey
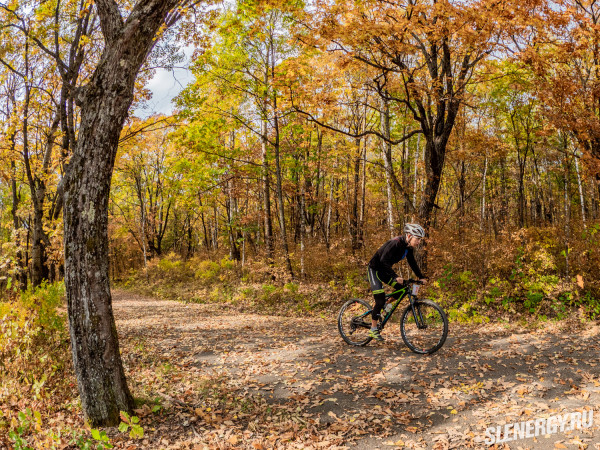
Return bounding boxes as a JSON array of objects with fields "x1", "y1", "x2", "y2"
[{"x1": 368, "y1": 235, "x2": 424, "y2": 282}]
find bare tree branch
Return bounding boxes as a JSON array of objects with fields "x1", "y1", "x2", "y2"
[{"x1": 289, "y1": 97, "x2": 422, "y2": 145}]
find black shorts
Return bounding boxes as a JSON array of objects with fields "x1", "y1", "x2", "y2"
[{"x1": 367, "y1": 266, "x2": 399, "y2": 295}]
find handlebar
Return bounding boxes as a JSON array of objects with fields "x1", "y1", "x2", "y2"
[{"x1": 404, "y1": 279, "x2": 424, "y2": 285}]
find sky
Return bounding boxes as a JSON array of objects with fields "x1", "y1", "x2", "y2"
[{"x1": 134, "y1": 47, "x2": 195, "y2": 118}]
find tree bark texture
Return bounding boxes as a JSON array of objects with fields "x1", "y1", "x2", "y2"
[
  {"x1": 350, "y1": 139, "x2": 361, "y2": 251},
  {"x1": 419, "y1": 133, "x2": 450, "y2": 228},
  {"x1": 63, "y1": 0, "x2": 182, "y2": 427}
]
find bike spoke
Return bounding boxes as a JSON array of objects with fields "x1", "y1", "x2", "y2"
[
  {"x1": 401, "y1": 301, "x2": 447, "y2": 354},
  {"x1": 338, "y1": 299, "x2": 373, "y2": 346}
]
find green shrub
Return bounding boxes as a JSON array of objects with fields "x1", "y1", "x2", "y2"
[
  {"x1": 580, "y1": 290, "x2": 600, "y2": 319},
  {"x1": 483, "y1": 277, "x2": 510, "y2": 306},
  {"x1": 1, "y1": 282, "x2": 73, "y2": 448},
  {"x1": 524, "y1": 291, "x2": 544, "y2": 313},
  {"x1": 219, "y1": 256, "x2": 236, "y2": 271},
  {"x1": 447, "y1": 301, "x2": 489, "y2": 324},
  {"x1": 157, "y1": 258, "x2": 181, "y2": 272},
  {"x1": 194, "y1": 260, "x2": 221, "y2": 281},
  {"x1": 18, "y1": 281, "x2": 65, "y2": 329},
  {"x1": 1, "y1": 283, "x2": 68, "y2": 393},
  {"x1": 284, "y1": 282, "x2": 299, "y2": 294},
  {"x1": 261, "y1": 283, "x2": 278, "y2": 302},
  {"x1": 118, "y1": 412, "x2": 143, "y2": 440},
  {"x1": 430, "y1": 265, "x2": 477, "y2": 306}
]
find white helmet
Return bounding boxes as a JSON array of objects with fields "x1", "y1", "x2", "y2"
[{"x1": 403, "y1": 223, "x2": 425, "y2": 238}]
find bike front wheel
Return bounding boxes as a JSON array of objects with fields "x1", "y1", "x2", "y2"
[
  {"x1": 400, "y1": 299, "x2": 448, "y2": 354},
  {"x1": 338, "y1": 298, "x2": 373, "y2": 346}
]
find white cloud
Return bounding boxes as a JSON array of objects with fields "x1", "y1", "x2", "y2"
[{"x1": 135, "y1": 46, "x2": 195, "y2": 118}]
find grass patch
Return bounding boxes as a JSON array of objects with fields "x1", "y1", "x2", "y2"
[{"x1": 117, "y1": 254, "x2": 366, "y2": 317}]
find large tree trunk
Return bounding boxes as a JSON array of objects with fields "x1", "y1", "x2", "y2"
[
  {"x1": 63, "y1": 0, "x2": 181, "y2": 427},
  {"x1": 418, "y1": 129, "x2": 452, "y2": 273},
  {"x1": 413, "y1": 134, "x2": 420, "y2": 213},
  {"x1": 64, "y1": 91, "x2": 136, "y2": 425},
  {"x1": 419, "y1": 135, "x2": 448, "y2": 228}
]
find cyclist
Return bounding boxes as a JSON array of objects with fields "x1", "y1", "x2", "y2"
[{"x1": 367, "y1": 223, "x2": 427, "y2": 342}]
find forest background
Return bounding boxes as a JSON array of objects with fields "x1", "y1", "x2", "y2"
[{"x1": 1, "y1": 0, "x2": 600, "y2": 446}]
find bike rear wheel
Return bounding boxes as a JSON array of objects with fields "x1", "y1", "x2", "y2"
[
  {"x1": 338, "y1": 298, "x2": 373, "y2": 346},
  {"x1": 400, "y1": 299, "x2": 448, "y2": 354}
]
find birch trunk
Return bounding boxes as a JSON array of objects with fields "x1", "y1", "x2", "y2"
[
  {"x1": 261, "y1": 71, "x2": 274, "y2": 261},
  {"x1": 574, "y1": 152, "x2": 586, "y2": 226},
  {"x1": 325, "y1": 171, "x2": 334, "y2": 249},
  {"x1": 563, "y1": 141, "x2": 570, "y2": 279},
  {"x1": 359, "y1": 139, "x2": 367, "y2": 245},
  {"x1": 380, "y1": 97, "x2": 395, "y2": 237},
  {"x1": 481, "y1": 156, "x2": 487, "y2": 232}
]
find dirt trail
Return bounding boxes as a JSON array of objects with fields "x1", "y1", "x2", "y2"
[{"x1": 112, "y1": 290, "x2": 600, "y2": 449}]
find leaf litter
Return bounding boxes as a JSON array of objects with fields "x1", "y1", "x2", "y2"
[{"x1": 109, "y1": 291, "x2": 600, "y2": 449}]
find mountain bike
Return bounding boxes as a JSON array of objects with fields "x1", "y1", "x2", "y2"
[{"x1": 337, "y1": 279, "x2": 448, "y2": 354}]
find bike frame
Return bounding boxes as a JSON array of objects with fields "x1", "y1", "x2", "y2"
[
  {"x1": 356, "y1": 282, "x2": 426, "y2": 330},
  {"x1": 380, "y1": 288, "x2": 424, "y2": 329}
]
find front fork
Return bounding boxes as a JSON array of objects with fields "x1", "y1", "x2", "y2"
[{"x1": 409, "y1": 294, "x2": 426, "y2": 329}]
